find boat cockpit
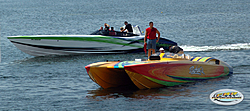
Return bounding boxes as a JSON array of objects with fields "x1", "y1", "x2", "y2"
[
  {"x1": 90, "y1": 25, "x2": 142, "y2": 37},
  {"x1": 149, "y1": 53, "x2": 191, "y2": 60},
  {"x1": 90, "y1": 30, "x2": 140, "y2": 37}
]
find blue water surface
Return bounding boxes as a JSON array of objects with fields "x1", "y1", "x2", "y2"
[{"x1": 1, "y1": 0, "x2": 250, "y2": 110}]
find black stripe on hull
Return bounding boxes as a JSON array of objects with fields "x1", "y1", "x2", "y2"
[{"x1": 10, "y1": 41, "x2": 143, "y2": 53}]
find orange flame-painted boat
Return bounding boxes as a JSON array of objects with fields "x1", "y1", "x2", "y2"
[{"x1": 85, "y1": 53, "x2": 233, "y2": 89}]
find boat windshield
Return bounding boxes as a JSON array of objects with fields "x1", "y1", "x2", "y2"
[
  {"x1": 162, "y1": 53, "x2": 191, "y2": 59},
  {"x1": 90, "y1": 30, "x2": 104, "y2": 35},
  {"x1": 90, "y1": 25, "x2": 142, "y2": 37}
]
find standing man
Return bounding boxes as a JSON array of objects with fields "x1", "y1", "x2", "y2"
[
  {"x1": 144, "y1": 22, "x2": 160, "y2": 58},
  {"x1": 121, "y1": 21, "x2": 133, "y2": 33}
]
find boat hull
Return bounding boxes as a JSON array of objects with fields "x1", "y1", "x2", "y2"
[
  {"x1": 124, "y1": 60, "x2": 233, "y2": 89},
  {"x1": 85, "y1": 54, "x2": 233, "y2": 89},
  {"x1": 7, "y1": 35, "x2": 177, "y2": 56},
  {"x1": 85, "y1": 61, "x2": 135, "y2": 89}
]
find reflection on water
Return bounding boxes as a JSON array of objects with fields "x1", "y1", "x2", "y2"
[
  {"x1": 86, "y1": 76, "x2": 230, "y2": 100},
  {"x1": 86, "y1": 85, "x2": 195, "y2": 100}
]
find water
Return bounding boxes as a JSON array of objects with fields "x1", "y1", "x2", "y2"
[{"x1": 1, "y1": 0, "x2": 250, "y2": 110}]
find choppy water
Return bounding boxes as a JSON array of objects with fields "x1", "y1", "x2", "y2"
[{"x1": 1, "y1": 0, "x2": 250, "y2": 110}]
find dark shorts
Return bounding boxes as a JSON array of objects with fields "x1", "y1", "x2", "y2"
[{"x1": 147, "y1": 39, "x2": 156, "y2": 50}]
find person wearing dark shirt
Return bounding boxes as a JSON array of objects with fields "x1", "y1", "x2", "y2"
[
  {"x1": 109, "y1": 27, "x2": 116, "y2": 35},
  {"x1": 169, "y1": 45, "x2": 184, "y2": 54},
  {"x1": 110, "y1": 27, "x2": 115, "y2": 31},
  {"x1": 121, "y1": 21, "x2": 133, "y2": 33}
]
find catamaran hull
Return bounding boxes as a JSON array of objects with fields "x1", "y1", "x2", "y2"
[
  {"x1": 124, "y1": 61, "x2": 233, "y2": 89},
  {"x1": 85, "y1": 61, "x2": 135, "y2": 89},
  {"x1": 85, "y1": 55, "x2": 233, "y2": 89}
]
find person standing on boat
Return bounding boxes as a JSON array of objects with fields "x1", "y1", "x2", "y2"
[
  {"x1": 121, "y1": 21, "x2": 133, "y2": 33},
  {"x1": 144, "y1": 22, "x2": 160, "y2": 58}
]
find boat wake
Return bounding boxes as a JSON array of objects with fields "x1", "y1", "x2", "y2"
[{"x1": 181, "y1": 43, "x2": 250, "y2": 52}]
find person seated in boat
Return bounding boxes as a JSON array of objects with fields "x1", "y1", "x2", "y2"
[
  {"x1": 169, "y1": 45, "x2": 184, "y2": 54},
  {"x1": 104, "y1": 23, "x2": 110, "y2": 30},
  {"x1": 109, "y1": 27, "x2": 116, "y2": 36},
  {"x1": 103, "y1": 25, "x2": 110, "y2": 36},
  {"x1": 117, "y1": 27, "x2": 132, "y2": 37},
  {"x1": 150, "y1": 47, "x2": 190, "y2": 60},
  {"x1": 99, "y1": 27, "x2": 103, "y2": 31},
  {"x1": 121, "y1": 21, "x2": 133, "y2": 34},
  {"x1": 120, "y1": 27, "x2": 126, "y2": 32},
  {"x1": 159, "y1": 47, "x2": 165, "y2": 53},
  {"x1": 168, "y1": 45, "x2": 191, "y2": 59},
  {"x1": 151, "y1": 47, "x2": 164, "y2": 56},
  {"x1": 110, "y1": 27, "x2": 115, "y2": 31}
]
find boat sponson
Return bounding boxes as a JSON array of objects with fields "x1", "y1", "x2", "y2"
[
  {"x1": 125, "y1": 70, "x2": 184, "y2": 89},
  {"x1": 124, "y1": 60, "x2": 232, "y2": 89},
  {"x1": 85, "y1": 55, "x2": 233, "y2": 89},
  {"x1": 85, "y1": 62, "x2": 135, "y2": 89}
]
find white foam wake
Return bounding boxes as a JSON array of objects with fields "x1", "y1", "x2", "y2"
[{"x1": 180, "y1": 43, "x2": 250, "y2": 52}]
